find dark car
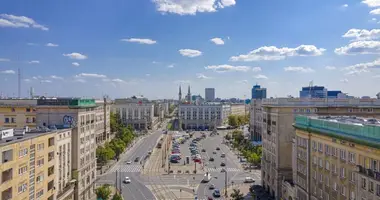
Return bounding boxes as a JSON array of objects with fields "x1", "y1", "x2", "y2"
[
  {"x1": 216, "y1": 147, "x2": 220, "y2": 150},
  {"x1": 134, "y1": 157, "x2": 140, "y2": 162},
  {"x1": 213, "y1": 189, "x2": 221, "y2": 197},
  {"x1": 209, "y1": 157, "x2": 214, "y2": 161},
  {"x1": 220, "y1": 162, "x2": 225, "y2": 166},
  {"x1": 201, "y1": 149, "x2": 206, "y2": 152}
]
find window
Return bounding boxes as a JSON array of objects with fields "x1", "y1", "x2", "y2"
[
  {"x1": 36, "y1": 189, "x2": 44, "y2": 198},
  {"x1": 48, "y1": 137, "x2": 54, "y2": 147},
  {"x1": 26, "y1": 108, "x2": 31, "y2": 112},
  {"x1": 18, "y1": 148, "x2": 28, "y2": 158},
  {"x1": 333, "y1": 182, "x2": 337, "y2": 191},
  {"x1": 319, "y1": 158, "x2": 323, "y2": 168},
  {"x1": 325, "y1": 144, "x2": 330, "y2": 155},
  {"x1": 332, "y1": 164, "x2": 337, "y2": 173},
  {"x1": 36, "y1": 174, "x2": 44, "y2": 183},
  {"x1": 326, "y1": 161, "x2": 330, "y2": 170},
  {"x1": 369, "y1": 181, "x2": 374, "y2": 193},
  {"x1": 18, "y1": 166, "x2": 27, "y2": 175},
  {"x1": 340, "y1": 167, "x2": 346, "y2": 178},
  {"x1": 11, "y1": 118, "x2": 15, "y2": 123},
  {"x1": 37, "y1": 143, "x2": 44, "y2": 151},
  {"x1": 341, "y1": 186, "x2": 346, "y2": 196},
  {"x1": 318, "y1": 143, "x2": 323, "y2": 152},
  {"x1": 4, "y1": 117, "x2": 9, "y2": 123},
  {"x1": 325, "y1": 176, "x2": 329, "y2": 186},
  {"x1": 313, "y1": 170, "x2": 317, "y2": 179},
  {"x1": 37, "y1": 158, "x2": 44, "y2": 167},
  {"x1": 340, "y1": 149, "x2": 346, "y2": 160},
  {"x1": 18, "y1": 183, "x2": 27, "y2": 194},
  {"x1": 348, "y1": 152, "x2": 355, "y2": 164},
  {"x1": 350, "y1": 171, "x2": 355, "y2": 182},
  {"x1": 312, "y1": 141, "x2": 317, "y2": 151},
  {"x1": 319, "y1": 174, "x2": 323, "y2": 183},
  {"x1": 362, "y1": 177, "x2": 367, "y2": 189}
]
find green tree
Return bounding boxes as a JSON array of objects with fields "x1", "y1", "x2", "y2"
[
  {"x1": 228, "y1": 115, "x2": 238, "y2": 127},
  {"x1": 230, "y1": 189, "x2": 245, "y2": 200},
  {"x1": 96, "y1": 146, "x2": 116, "y2": 165},
  {"x1": 108, "y1": 139, "x2": 126, "y2": 160},
  {"x1": 95, "y1": 184, "x2": 112, "y2": 200},
  {"x1": 110, "y1": 113, "x2": 121, "y2": 133},
  {"x1": 111, "y1": 193, "x2": 123, "y2": 200}
]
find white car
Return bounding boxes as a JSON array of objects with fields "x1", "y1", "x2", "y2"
[
  {"x1": 126, "y1": 161, "x2": 132, "y2": 164},
  {"x1": 244, "y1": 177, "x2": 255, "y2": 183},
  {"x1": 124, "y1": 177, "x2": 131, "y2": 183}
]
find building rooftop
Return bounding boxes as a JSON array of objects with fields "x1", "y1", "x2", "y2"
[
  {"x1": 294, "y1": 115, "x2": 380, "y2": 149},
  {"x1": 37, "y1": 97, "x2": 96, "y2": 108},
  {"x1": 262, "y1": 98, "x2": 380, "y2": 107},
  {"x1": 0, "y1": 128, "x2": 69, "y2": 147}
]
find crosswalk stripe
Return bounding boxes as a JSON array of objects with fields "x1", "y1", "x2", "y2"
[
  {"x1": 109, "y1": 165, "x2": 142, "y2": 173},
  {"x1": 205, "y1": 167, "x2": 241, "y2": 172}
]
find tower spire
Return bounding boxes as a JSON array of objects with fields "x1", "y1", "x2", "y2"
[{"x1": 178, "y1": 85, "x2": 182, "y2": 101}]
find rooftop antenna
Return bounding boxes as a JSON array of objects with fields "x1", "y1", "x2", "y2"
[{"x1": 18, "y1": 68, "x2": 21, "y2": 98}]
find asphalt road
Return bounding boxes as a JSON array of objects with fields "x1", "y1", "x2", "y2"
[
  {"x1": 195, "y1": 130, "x2": 261, "y2": 200},
  {"x1": 96, "y1": 126, "x2": 166, "y2": 200}
]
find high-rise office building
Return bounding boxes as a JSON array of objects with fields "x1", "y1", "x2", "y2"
[
  {"x1": 205, "y1": 88, "x2": 215, "y2": 102},
  {"x1": 252, "y1": 84, "x2": 267, "y2": 99}
]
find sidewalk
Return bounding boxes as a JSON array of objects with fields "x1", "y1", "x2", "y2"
[{"x1": 222, "y1": 183, "x2": 253, "y2": 200}]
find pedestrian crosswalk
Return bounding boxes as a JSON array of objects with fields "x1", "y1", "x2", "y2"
[
  {"x1": 108, "y1": 165, "x2": 142, "y2": 173},
  {"x1": 205, "y1": 167, "x2": 241, "y2": 172}
]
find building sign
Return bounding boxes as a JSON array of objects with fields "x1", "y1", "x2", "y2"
[{"x1": 63, "y1": 115, "x2": 76, "y2": 128}]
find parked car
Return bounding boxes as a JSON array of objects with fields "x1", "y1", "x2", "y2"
[
  {"x1": 124, "y1": 177, "x2": 131, "y2": 183},
  {"x1": 125, "y1": 160, "x2": 132, "y2": 164},
  {"x1": 213, "y1": 189, "x2": 221, "y2": 197},
  {"x1": 209, "y1": 157, "x2": 214, "y2": 161},
  {"x1": 244, "y1": 177, "x2": 255, "y2": 183},
  {"x1": 208, "y1": 184, "x2": 215, "y2": 190},
  {"x1": 221, "y1": 153, "x2": 226, "y2": 158},
  {"x1": 220, "y1": 162, "x2": 225, "y2": 166},
  {"x1": 134, "y1": 157, "x2": 140, "y2": 162},
  {"x1": 216, "y1": 147, "x2": 220, "y2": 150}
]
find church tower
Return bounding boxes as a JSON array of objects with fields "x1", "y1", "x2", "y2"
[
  {"x1": 187, "y1": 85, "x2": 192, "y2": 102},
  {"x1": 178, "y1": 85, "x2": 182, "y2": 102}
]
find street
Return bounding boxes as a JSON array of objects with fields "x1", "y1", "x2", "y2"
[{"x1": 96, "y1": 127, "x2": 261, "y2": 200}]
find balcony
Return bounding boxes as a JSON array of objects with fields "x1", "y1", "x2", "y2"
[
  {"x1": 1, "y1": 168, "x2": 13, "y2": 183},
  {"x1": 48, "y1": 166, "x2": 54, "y2": 176},
  {"x1": 356, "y1": 165, "x2": 380, "y2": 182},
  {"x1": 48, "y1": 151, "x2": 54, "y2": 162},
  {"x1": 1, "y1": 187, "x2": 12, "y2": 200},
  {"x1": 48, "y1": 137, "x2": 55, "y2": 147},
  {"x1": 57, "y1": 183, "x2": 75, "y2": 200},
  {"x1": 2, "y1": 150, "x2": 13, "y2": 163}
]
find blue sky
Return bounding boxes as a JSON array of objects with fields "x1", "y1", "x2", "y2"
[{"x1": 0, "y1": 0, "x2": 379, "y2": 99}]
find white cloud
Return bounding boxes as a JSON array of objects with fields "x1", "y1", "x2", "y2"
[
  {"x1": 325, "y1": 66, "x2": 337, "y2": 70},
  {"x1": 111, "y1": 78, "x2": 125, "y2": 83},
  {"x1": 210, "y1": 38, "x2": 225, "y2": 45},
  {"x1": 75, "y1": 73, "x2": 107, "y2": 78},
  {"x1": 0, "y1": 14, "x2": 48, "y2": 31},
  {"x1": 373, "y1": 75, "x2": 380, "y2": 78},
  {"x1": 63, "y1": 52, "x2": 88, "y2": 60},
  {"x1": 73, "y1": 78, "x2": 86, "y2": 83},
  {"x1": 362, "y1": 0, "x2": 380, "y2": 7},
  {"x1": 28, "y1": 60, "x2": 40, "y2": 64},
  {"x1": 254, "y1": 74, "x2": 268, "y2": 79},
  {"x1": 32, "y1": 76, "x2": 42, "y2": 80},
  {"x1": 0, "y1": 70, "x2": 15, "y2": 74},
  {"x1": 152, "y1": 0, "x2": 236, "y2": 15},
  {"x1": 72, "y1": 62, "x2": 80, "y2": 67},
  {"x1": 230, "y1": 45, "x2": 325, "y2": 61},
  {"x1": 0, "y1": 58, "x2": 10, "y2": 62},
  {"x1": 46, "y1": 43, "x2": 58, "y2": 47},
  {"x1": 24, "y1": 79, "x2": 31, "y2": 82},
  {"x1": 252, "y1": 67, "x2": 262, "y2": 72},
  {"x1": 40, "y1": 80, "x2": 52, "y2": 83},
  {"x1": 343, "y1": 59, "x2": 380, "y2": 75},
  {"x1": 121, "y1": 38, "x2": 157, "y2": 45},
  {"x1": 179, "y1": 49, "x2": 202, "y2": 57},
  {"x1": 196, "y1": 73, "x2": 212, "y2": 79},
  {"x1": 205, "y1": 64, "x2": 251, "y2": 72},
  {"x1": 50, "y1": 75, "x2": 63, "y2": 80},
  {"x1": 27, "y1": 43, "x2": 38, "y2": 46},
  {"x1": 342, "y1": 4, "x2": 349, "y2": 8},
  {"x1": 236, "y1": 80, "x2": 248, "y2": 84},
  {"x1": 284, "y1": 66, "x2": 315, "y2": 73},
  {"x1": 370, "y1": 8, "x2": 380, "y2": 15},
  {"x1": 342, "y1": 29, "x2": 380, "y2": 41},
  {"x1": 146, "y1": 73, "x2": 151, "y2": 77},
  {"x1": 152, "y1": 61, "x2": 160, "y2": 64},
  {"x1": 335, "y1": 40, "x2": 380, "y2": 55},
  {"x1": 340, "y1": 79, "x2": 349, "y2": 83},
  {"x1": 167, "y1": 64, "x2": 175, "y2": 68}
]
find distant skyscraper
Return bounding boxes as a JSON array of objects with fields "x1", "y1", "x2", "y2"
[
  {"x1": 300, "y1": 86, "x2": 327, "y2": 98},
  {"x1": 205, "y1": 88, "x2": 215, "y2": 101},
  {"x1": 251, "y1": 84, "x2": 266, "y2": 99}
]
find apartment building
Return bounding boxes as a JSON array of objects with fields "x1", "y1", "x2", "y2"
[
  {"x1": 113, "y1": 96, "x2": 154, "y2": 130},
  {"x1": 294, "y1": 115, "x2": 380, "y2": 200},
  {"x1": 256, "y1": 98, "x2": 380, "y2": 199},
  {"x1": 36, "y1": 98, "x2": 97, "y2": 200},
  {"x1": 250, "y1": 99, "x2": 263, "y2": 142},
  {"x1": 0, "y1": 99, "x2": 37, "y2": 129},
  {"x1": 178, "y1": 103, "x2": 231, "y2": 130},
  {"x1": 95, "y1": 99, "x2": 111, "y2": 145},
  {"x1": 0, "y1": 128, "x2": 57, "y2": 200},
  {"x1": 230, "y1": 104, "x2": 247, "y2": 116}
]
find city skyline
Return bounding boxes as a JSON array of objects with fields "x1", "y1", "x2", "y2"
[{"x1": 1, "y1": 0, "x2": 380, "y2": 99}]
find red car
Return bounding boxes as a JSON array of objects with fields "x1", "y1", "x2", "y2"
[{"x1": 208, "y1": 197, "x2": 213, "y2": 200}]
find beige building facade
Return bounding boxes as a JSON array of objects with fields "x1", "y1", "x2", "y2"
[
  {"x1": 0, "y1": 99, "x2": 37, "y2": 129},
  {"x1": 256, "y1": 98, "x2": 380, "y2": 199},
  {"x1": 0, "y1": 128, "x2": 57, "y2": 200},
  {"x1": 230, "y1": 104, "x2": 247, "y2": 116},
  {"x1": 95, "y1": 99, "x2": 111, "y2": 145},
  {"x1": 294, "y1": 115, "x2": 380, "y2": 200},
  {"x1": 36, "y1": 98, "x2": 97, "y2": 200}
]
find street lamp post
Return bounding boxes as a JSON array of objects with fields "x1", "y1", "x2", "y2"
[
  {"x1": 119, "y1": 165, "x2": 122, "y2": 193},
  {"x1": 224, "y1": 170, "x2": 228, "y2": 197}
]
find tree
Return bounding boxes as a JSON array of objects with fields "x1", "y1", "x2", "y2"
[
  {"x1": 228, "y1": 115, "x2": 238, "y2": 127},
  {"x1": 95, "y1": 184, "x2": 112, "y2": 200},
  {"x1": 108, "y1": 139, "x2": 126, "y2": 160},
  {"x1": 230, "y1": 188, "x2": 245, "y2": 200},
  {"x1": 111, "y1": 193, "x2": 123, "y2": 200},
  {"x1": 110, "y1": 113, "x2": 121, "y2": 133},
  {"x1": 96, "y1": 146, "x2": 116, "y2": 165}
]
